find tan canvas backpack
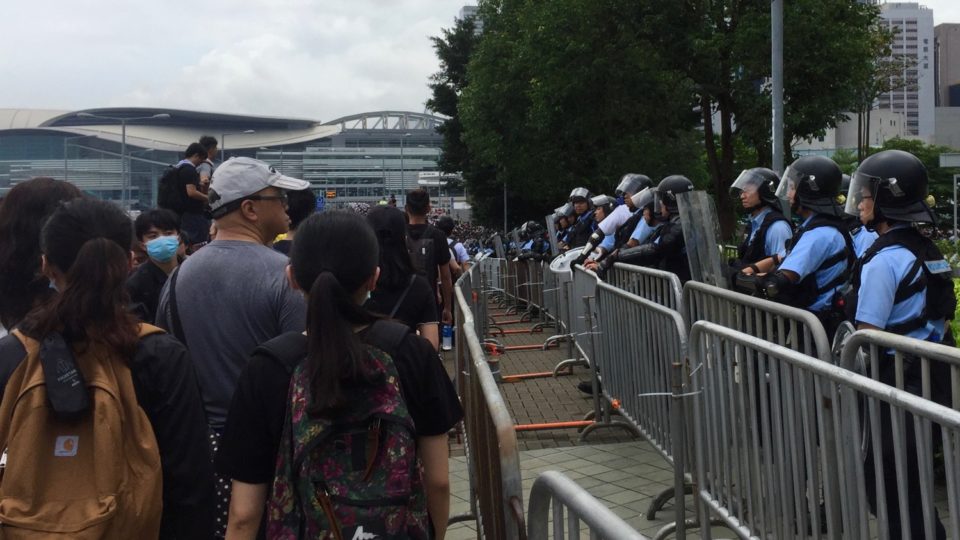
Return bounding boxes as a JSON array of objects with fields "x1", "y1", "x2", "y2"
[{"x1": 0, "y1": 325, "x2": 164, "y2": 539}]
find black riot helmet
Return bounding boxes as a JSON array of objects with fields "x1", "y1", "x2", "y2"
[
  {"x1": 845, "y1": 149, "x2": 935, "y2": 224},
  {"x1": 521, "y1": 220, "x2": 543, "y2": 239},
  {"x1": 615, "y1": 174, "x2": 653, "y2": 198},
  {"x1": 730, "y1": 167, "x2": 780, "y2": 211},
  {"x1": 569, "y1": 187, "x2": 592, "y2": 204},
  {"x1": 554, "y1": 202, "x2": 575, "y2": 221},
  {"x1": 776, "y1": 155, "x2": 843, "y2": 216},
  {"x1": 655, "y1": 175, "x2": 695, "y2": 215}
]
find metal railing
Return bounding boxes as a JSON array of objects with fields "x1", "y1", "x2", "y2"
[
  {"x1": 454, "y1": 269, "x2": 525, "y2": 539},
  {"x1": 588, "y1": 281, "x2": 693, "y2": 538},
  {"x1": 690, "y1": 320, "x2": 960, "y2": 539},
  {"x1": 682, "y1": 280, "x2": 831, "y2": 362},
  {"x1": 606, "y1": 263, "x2": 684, "y2": 311},
  {"x1": 527, "y1": 471, "x2": 648, "y2": 540},
  {"x1": 840, "y1": 328, "x2": 960, "y2": 409}
]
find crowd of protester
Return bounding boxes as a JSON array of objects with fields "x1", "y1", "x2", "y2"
[{"x1": 0, "y1": 137, "x2": 464, "y2": 539}]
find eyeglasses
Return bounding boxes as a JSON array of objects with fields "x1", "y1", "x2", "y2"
[{"x1": 246, "y1": 192, "x2": 288, "y2": 206}]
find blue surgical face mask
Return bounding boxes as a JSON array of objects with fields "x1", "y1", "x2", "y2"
[{"x1": 146, "y1": 235, "x2": 180, "y2": 263}]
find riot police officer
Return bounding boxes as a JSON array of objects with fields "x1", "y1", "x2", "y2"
[
  {"x1": 739, "y1": 155, "x2": 854, "y2": 339},
  {"x1": 596, "y1": 176, "x2": 694, "y2": 282},
  {"x1": 584, "y1": 187, "x2": 660, "y2": 272},
  {"x1": 729, "y1": 167, "x2": 792, "y2": 265},
  {"x1": 563, "y1": 187, "x2": 596, "y2": 249},
  {"x1": 843, "y1": 149, "x2": 954, "y2": 539},
  {"x1": 554, "y1": 203, "x2": 575, "y2": 249},
  {"x1": 518, "y1": 220, "x2": 550, "y2": 261}
]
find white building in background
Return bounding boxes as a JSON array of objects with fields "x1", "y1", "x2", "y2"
[
  {"x1": 793, "y1": 109, "x2": 908, "y2": 156},
  {"x1": 877, "y1": 2, "x2": 936, "y2": 141}
]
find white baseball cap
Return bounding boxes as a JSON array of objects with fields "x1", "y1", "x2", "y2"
[{"x1": 208, "y1": 157, "x2": 310, "y2": 217}]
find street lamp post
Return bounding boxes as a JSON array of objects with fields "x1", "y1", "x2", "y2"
[
  {"x1": 76, "y1": 112, "x2": 170, "y2": 208},
  {"x1": 221, "y1": 130, "x2": 256, "y2": 162}
]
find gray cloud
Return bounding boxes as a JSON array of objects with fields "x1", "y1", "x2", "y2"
[{"x1": 1, "y1": 0, "x2": 468, "y2": 119}]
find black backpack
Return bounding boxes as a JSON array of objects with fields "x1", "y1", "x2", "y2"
[
  {"x1": 408, "y1": 235, "x2": 436, "y2": 282},
  {"x1": 157, "y1": 164, "x2": 185, "y2": 213}
]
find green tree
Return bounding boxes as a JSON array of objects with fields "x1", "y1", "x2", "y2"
[
  {"x1": 832, "y1": 148, "x2": 859, "y2": 175},
  {"x1": 460, "y1": 0, "x2": 704, "y2": 227},
  {"x1": 652, "y1": 0, "x2": 886, "y2": 235}
]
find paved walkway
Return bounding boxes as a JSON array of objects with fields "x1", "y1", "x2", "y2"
[{"x1": 442, "y1": 303, "x2": 686, "y2": 539}]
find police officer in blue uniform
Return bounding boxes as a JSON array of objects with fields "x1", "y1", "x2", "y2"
[
  {"x1": 595, "y1": 175, "x2": 654, "y2": 255},
  {"x1": 595, "y1": 175, "x2": 694, "y2": 282},
  {"x1": 843, "y1": 149, "x2": 954, "y2": 539},
  {"x1": 729, "y1": 167, "x2": 793, "y2": 265},
  {"x1": 739, "y1": 155, "x2": 854, "y2": 340},
  {"x1": 584, "y1": 186, "x2": 661, "y2": 273},
  {"x1": 563, "y1": 187, "x2": 596, "y2": 250}
]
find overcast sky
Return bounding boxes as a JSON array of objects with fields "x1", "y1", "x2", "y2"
[{"x1": 2, "y1": 0, "x2": 959, "y2": 122}]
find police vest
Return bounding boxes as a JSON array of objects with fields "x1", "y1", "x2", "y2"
[
  {"x1": 614, "y1": 209, "x2": 643, "y2": 250},
  {"x1": 786, "y1": 214, "x2": 855, "y2": 310},
  {"x1": 737, "y1": 209, "x2": 790, "y2": 264},
  {"x1": 842, "y1": 227, "x2": 956, "y2": 335},
  {"x1": 566, "y1": 212, "x2": 596, "y2": 249}
]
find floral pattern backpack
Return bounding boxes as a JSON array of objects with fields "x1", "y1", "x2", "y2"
[{"x1": 264, "y1": 320, "x2": 430, "y2": 540}]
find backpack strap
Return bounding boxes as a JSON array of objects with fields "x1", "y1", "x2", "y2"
[
  {"x1": 363, "y1": 320, "x2": 411, "y2": 360},
  {"x1": 166, "y1": 267, "x2": 188, "y2": 345},
  {"x1": 252, "y1": 332, "x2": 308, "y2": 375},
  {"x1": 389, "y1": 276, "x2": 417, "y2": 319},
  {"x1": 0, "y1": 333, "x2": 28, "y2": 403}
]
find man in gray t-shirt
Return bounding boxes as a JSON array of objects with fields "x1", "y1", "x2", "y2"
[{"x1": 156, "y1": 157, "x2": 311, "y2": 430}]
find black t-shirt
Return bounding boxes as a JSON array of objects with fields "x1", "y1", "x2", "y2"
[
  {"x1": 178, "y1": 164, "x2": 205, "y2": 214},
  {"x1": 127, "y1": 261, "x2": 170, "y2": 325},
  {"x1": 215, "y1": 330, "x2": 462, "y2": 485},
  {"x1": 407, "y1": 223, "x2": 451, "y2": 287},
  {"x1": 366, "y1": 275, "x2": 439, "y2": 330}
]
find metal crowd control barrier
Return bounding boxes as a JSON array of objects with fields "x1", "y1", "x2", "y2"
[
  {"x1": 840, "y1": 328, "x2": 960, "y2": 408},
  {"x1": 588, "y1": 280, "x2": 697, "y2": 538},
  {"x1": 454, "y1": 269, "x2": 525, "y2": 539},
  {"x1": 682, "y1": 280, "x2": 831, "y2": 362},
  {"x1": 527, "y1": 471, "x2": 648, "y2": 540},
  {"x1": 690, "y1": 320, "x2": 960, "y2": 540},
  {"x1": 606, "y1": 262, "x2": 683, "y2": 311}
]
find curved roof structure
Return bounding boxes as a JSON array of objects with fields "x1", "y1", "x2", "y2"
[
  {"x1": 0, "y1": 107, "x2": 340, "y2": 151},
  {"x1": 323, "y1": 111, "x2": 447, "y2": 131}
]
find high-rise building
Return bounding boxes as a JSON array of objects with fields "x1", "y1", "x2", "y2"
[
  {"x1": 877, "y1": 2, "x2": 936, "y2": 140},
  {"x1": 458, "y1": 5, "x2": 482, "y2": 33},
  {"x1": 935, "y1": 23, "x2": 960, "y2": 106}
]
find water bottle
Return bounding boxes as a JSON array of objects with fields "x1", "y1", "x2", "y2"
[{"x1": 442, "y1": 324, "x2": 453, "y2": 351}]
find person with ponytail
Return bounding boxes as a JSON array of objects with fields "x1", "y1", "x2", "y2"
[
  {"x1": 0, "y1": 198, "x2": 214, "y2": 538},
  {"x1": 216, "y1": 211, "x2": 463, "y2": 539},
  {"x1": 0, "y1": 177, "x2": 83, "y2": 335}
]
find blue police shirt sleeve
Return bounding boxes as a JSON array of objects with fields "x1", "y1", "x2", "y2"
[
  {"x1": 853, "y1": 229, "x2": 879, "y2": 258},
  {"x1": 599, "y1": 235, "x2": 615, "y2": 251},
  {"x1": 630, "y1": 220, "x2": 654, "y2": 244},
  {"x1": 778, "y1": 227, "x2": 844, "y2": 280},
  {"x1": 764, "y1": 220, "x2": 792, "y2": 258},
  {"x1": 854, "y1": 252, "x2": 899, "y2": 328}
]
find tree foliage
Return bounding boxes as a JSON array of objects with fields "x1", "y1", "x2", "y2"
[{"x1": 436, "y1": 0, "x2": 893, "y2": 231}]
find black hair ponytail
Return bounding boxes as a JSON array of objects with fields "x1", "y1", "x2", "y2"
[{"x1": 289, "y1": 211, "x2": 381, "y2": 416}]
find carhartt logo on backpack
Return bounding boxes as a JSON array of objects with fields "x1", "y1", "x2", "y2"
[{"x1": 54, "y1": 435, "x2": 78, "y2": 457}]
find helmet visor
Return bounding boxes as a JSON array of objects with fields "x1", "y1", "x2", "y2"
[
  {"x1": 845, "y1": 171, "x2": 881, "y2": 217},
  {"x1": 630, "y1": 187, "x2": 655, "y2": 210},
  {"x1": 615, "y1": 175, "x2": 641, "y2": 197},
  {"x1": 775, "y1": 166, "x2": 802, "y2": 203},
  {"x1": 730, "y1": 169, "x2": 764, "y2": 196},
  {"x1": 569, "y1": 187, "x2": 590, "y2": 202}
]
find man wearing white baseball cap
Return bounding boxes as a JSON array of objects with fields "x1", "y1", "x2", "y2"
[{"x1": 156, "y1": 157, "x2": 310, "y2": 537}]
